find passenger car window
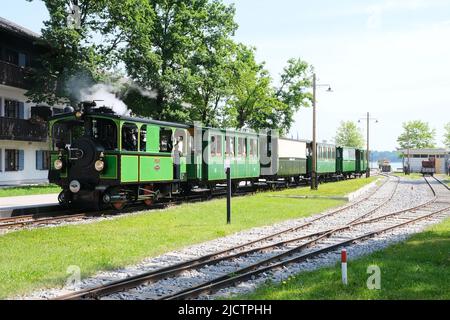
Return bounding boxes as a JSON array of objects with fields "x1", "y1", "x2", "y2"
[
  {"x1": 225, "y1": 136, "x2": 235, "y2": 157},
  {"x1": 122, "y1": 123, "x2": 138, "y2": 151},
  {"x1": 174, "y1": 129, "x2": 186, "y2": 155},
  {"x1": 160, "y1": 129, "x2": 173, "y2": 153},
  {"x1": 140, "y1": 125, "x2": 147, "y2": 152}
]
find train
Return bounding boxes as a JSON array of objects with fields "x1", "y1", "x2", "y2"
[
  {"x1": 48, "y1": 102, "x2": 369, "y2": 209},
  {"x1": 421, "y1": 157, "x2": 436, "y2": 176}
]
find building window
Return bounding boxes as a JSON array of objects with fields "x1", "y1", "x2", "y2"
[
  {"x1": 4, "y1": 99, "x2": 24, "y2": 119},
  {"x1": 5, "y1": 149, "x2": 24, "y2": 172},
  {"x1": 5, "y1": 49, "x2": 19, "y2": 65},
  {"x1": 36, "y1": 150, "x2": 50, "y2": 170}
]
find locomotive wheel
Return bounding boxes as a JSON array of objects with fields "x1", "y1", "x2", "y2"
[
  {"x1": 108, "y1": 187, "x2": 127, "y2": 210},
  {"x1": 143, "y1": 185, "x2": 155, "y2": 206},
  {"x1": 112, "y1": 200, "x2": 126, "y2": 210}
]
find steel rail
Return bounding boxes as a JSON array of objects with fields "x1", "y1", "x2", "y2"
[
  {"x1": 164, "y1": 204, "x2": 450, "y2": 300},
  {"x1": 56, "y1": 176, "x2": 396, "y2": 300},
  {"x1": 0, "y1": 213, "x2": 92, "y2": 229},
  {"x1": 160, "y1": 176, "x2": 448, "y2": 300}
]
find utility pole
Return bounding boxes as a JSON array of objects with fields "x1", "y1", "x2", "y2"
[
  {"x1": 366, "y1": 112, "x2": 370, "y2": 178},
  {"x1": 359, "y1": 113, "x2": 378, "y2": 178},
  {"x1": 310, "y1": 73, "x2": 332, "y2": 190},
  {"x1": 311, "y1": 74, "x2": 317, "y2": 190}
]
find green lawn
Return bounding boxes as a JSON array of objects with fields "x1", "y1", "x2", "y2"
[
  {"x1": 276, "y1": 176, "x2": 378, "y2": 197},
  {"x1": 0, "y1": 178, "x2": 376, "y2": 299},
  {"x1": 239, "y1": 217, "x2": 450, "y2": 300},
  {"x1": 392, "y1": 172, "x2": 423, "y2": 180},
  {"x1": 0, "y1": 185, "x2": 61, "y2": 198}
]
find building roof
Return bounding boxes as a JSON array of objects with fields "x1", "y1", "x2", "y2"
[
  {"x1": 0, "y1": 16, "x2": 41, "y2": 40},
  {"x1": 398, "y1": 148, "x2": 450, "y2": 155}
]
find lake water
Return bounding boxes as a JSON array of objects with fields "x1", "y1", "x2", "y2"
[{"x1": 371, "y1": 161, "x2": 403, "y2": 171}]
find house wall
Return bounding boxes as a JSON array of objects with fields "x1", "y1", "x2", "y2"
[{"x1": 0, "y1": 85, "x2": 52, "y2": 185}]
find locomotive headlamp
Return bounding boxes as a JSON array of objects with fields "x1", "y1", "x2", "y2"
[
  {"x1": 54, "y1": 159, "x2": 63, "y2": 170},
  {"x1": 95, "y1": 160, "x2": 105, "y2": 172},
  {"x1": 75, "y1": 111, "x2": 83, "y2": 118}
]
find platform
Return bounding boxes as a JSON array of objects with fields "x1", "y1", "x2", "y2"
[{"x1": 0, "y1": 193, "x2": 60, "y2": 217}]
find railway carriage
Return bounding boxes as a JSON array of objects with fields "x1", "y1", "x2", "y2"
[
  {"x1": 337, "y1": 147, "x2": 356, "y2": 177},
  {"x1": 258, "y1": 132, "x2": 307, "y2": 184},
  {"x1": 306, "y1": 143, "x2": 337, "y2": 182},
  {"x1": 356, "y1": 149, "x2": 368, "y2": 176},
  {"x1": 198, "y1": 127, "x2": 260, "y2": 184}
]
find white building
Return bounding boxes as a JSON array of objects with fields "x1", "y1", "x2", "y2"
[
  {"x1": 398, "y1": 148, "x2": 450, "y2": 174},
  {"x1": 0, "y1": 17, "x2": 64, "y2": 185}
]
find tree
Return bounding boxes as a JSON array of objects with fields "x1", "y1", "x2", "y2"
[
  {"x1": 334, "y1": 121, "x2": 365, "y2": 148},
  {"x1": 26, "y1": 0, "x2": 153, "y2": 106},
  {"x1": 274, "y1": 58, "x2": 313, "y2": 132},
  {"x1": 397, "y1": 120, "x2": 436, "y2": 149},
  {"x1": 122, "y1": 0, "x2": 237, "y2": 122},
  {"x1": 444, "y1": 122, "x2": 450, "y2": 148},
  {"x1": 225, "y1": 52, "x2": 313, "y2": 135}
]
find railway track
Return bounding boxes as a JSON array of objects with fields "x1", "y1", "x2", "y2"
[
  {"x1": 0, "y1": 176, "x2": 384, "y2": 232},
  {"x1": 54, "y1": 175, "x2": 411, "y2": 300}
]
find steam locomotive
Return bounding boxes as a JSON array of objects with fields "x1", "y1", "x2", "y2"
[{"x1": 48, "y1": 102, "x2": 368, "y2": 209}]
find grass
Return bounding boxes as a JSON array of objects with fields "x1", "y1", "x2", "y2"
[
  {"x1": 276, "y1": 176, "x2": 378, "y2": 197},
  {"x1": 0, "y1": 185, "x2": 61, "y2": 198},
  {"x1": 238, "y1": 217, "x2": 450, "y2": 300},
  {"x1": 0, "y1": 178, "x2": 376, "y2": 299},
  {"x1": 392, "y1": 172, "x2": 424, "y2": 180}
]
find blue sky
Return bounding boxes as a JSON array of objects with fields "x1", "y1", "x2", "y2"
[{"x1": 2, "y1": 0, "x2": 450, "y2": 150}]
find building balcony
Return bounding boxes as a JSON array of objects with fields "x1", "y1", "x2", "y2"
[
  {"x1": 0, "y1": 60, "x2": 31, "y2": 90},
  {"x1": 0, "y1": 117, "x2": 47, "y2": 142}
]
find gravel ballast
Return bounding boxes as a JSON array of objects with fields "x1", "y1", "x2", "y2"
[{"x1": 18, "y1": 176, "x2": 450, "y2": 300}]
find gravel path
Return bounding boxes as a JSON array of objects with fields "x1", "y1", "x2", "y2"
[{"x1": 18, "y1": 176, "x2": 449, "y2": 300}]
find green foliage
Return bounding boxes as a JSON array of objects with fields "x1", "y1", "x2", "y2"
[
  {"x1": 225, "y1": 51, "x2": 313, "y2": 135},
  {"x1": 26, "y1": 0, "x2": 313, "y2": 134},
  {"x1": 25, "y1": 0, "x2": 153, "y2": 106},
  {"x1": 397, "y1": 120, "x2": 436, "y2": 149},
  {"x1": 122, "y1": 0, "x2": 238, "y2": 123},
  {"x1": 274, "y1": 58, "x2": 313, "y2": 132},
  {"x1": 334, "y1": 121, "x2": 365, "y2": 148},
  {"x1": 444, "y1": 122, "x2": 450, "y2": 148},
  {"x1": 0, "y1": 185, "x2": 60, "y2": 198}
]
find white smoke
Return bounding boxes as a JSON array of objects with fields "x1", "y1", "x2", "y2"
[{"x1": 80, "y1": 84, "x2": 130, "y2": 116}]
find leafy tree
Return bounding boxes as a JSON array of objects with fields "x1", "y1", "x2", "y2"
[
  {"x1": 274, "y1": 58, "x2": 313, "y2": 132},
  {"x1": 334, "y1": 121, "x2": 365, "y2": 148},
  {"x1": 122, "y1": 0, "x2": 237, "y2": 122},
  {"x1": 397, "y1": 120, "x2": 436, "y2": 149},
  {"x1": 225, "y1": 51, "x2": 313, "y2": 135},
  {"x1": 26, "y1": 0, "x2": 153, "y2": 106},
  {"x1": 444, "y1": 122, "x2": 450, "y2": 148}
]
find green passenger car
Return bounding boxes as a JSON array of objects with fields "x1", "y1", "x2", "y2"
[
  {"x1": 201, "y1": 128, "x2": 260, "y2": 182},
  {"x1": 337, "y1": 147, "x2": 356, "y2": 175}
]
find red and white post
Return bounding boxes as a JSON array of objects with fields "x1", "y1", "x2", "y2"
[{"x1": 341, "y1": 249, "x2": 348, "y2": 285}]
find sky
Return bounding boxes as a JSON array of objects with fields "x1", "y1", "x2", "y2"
[{"x1": 1, "y1": 0, "x2": 449, "y2": 151}]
